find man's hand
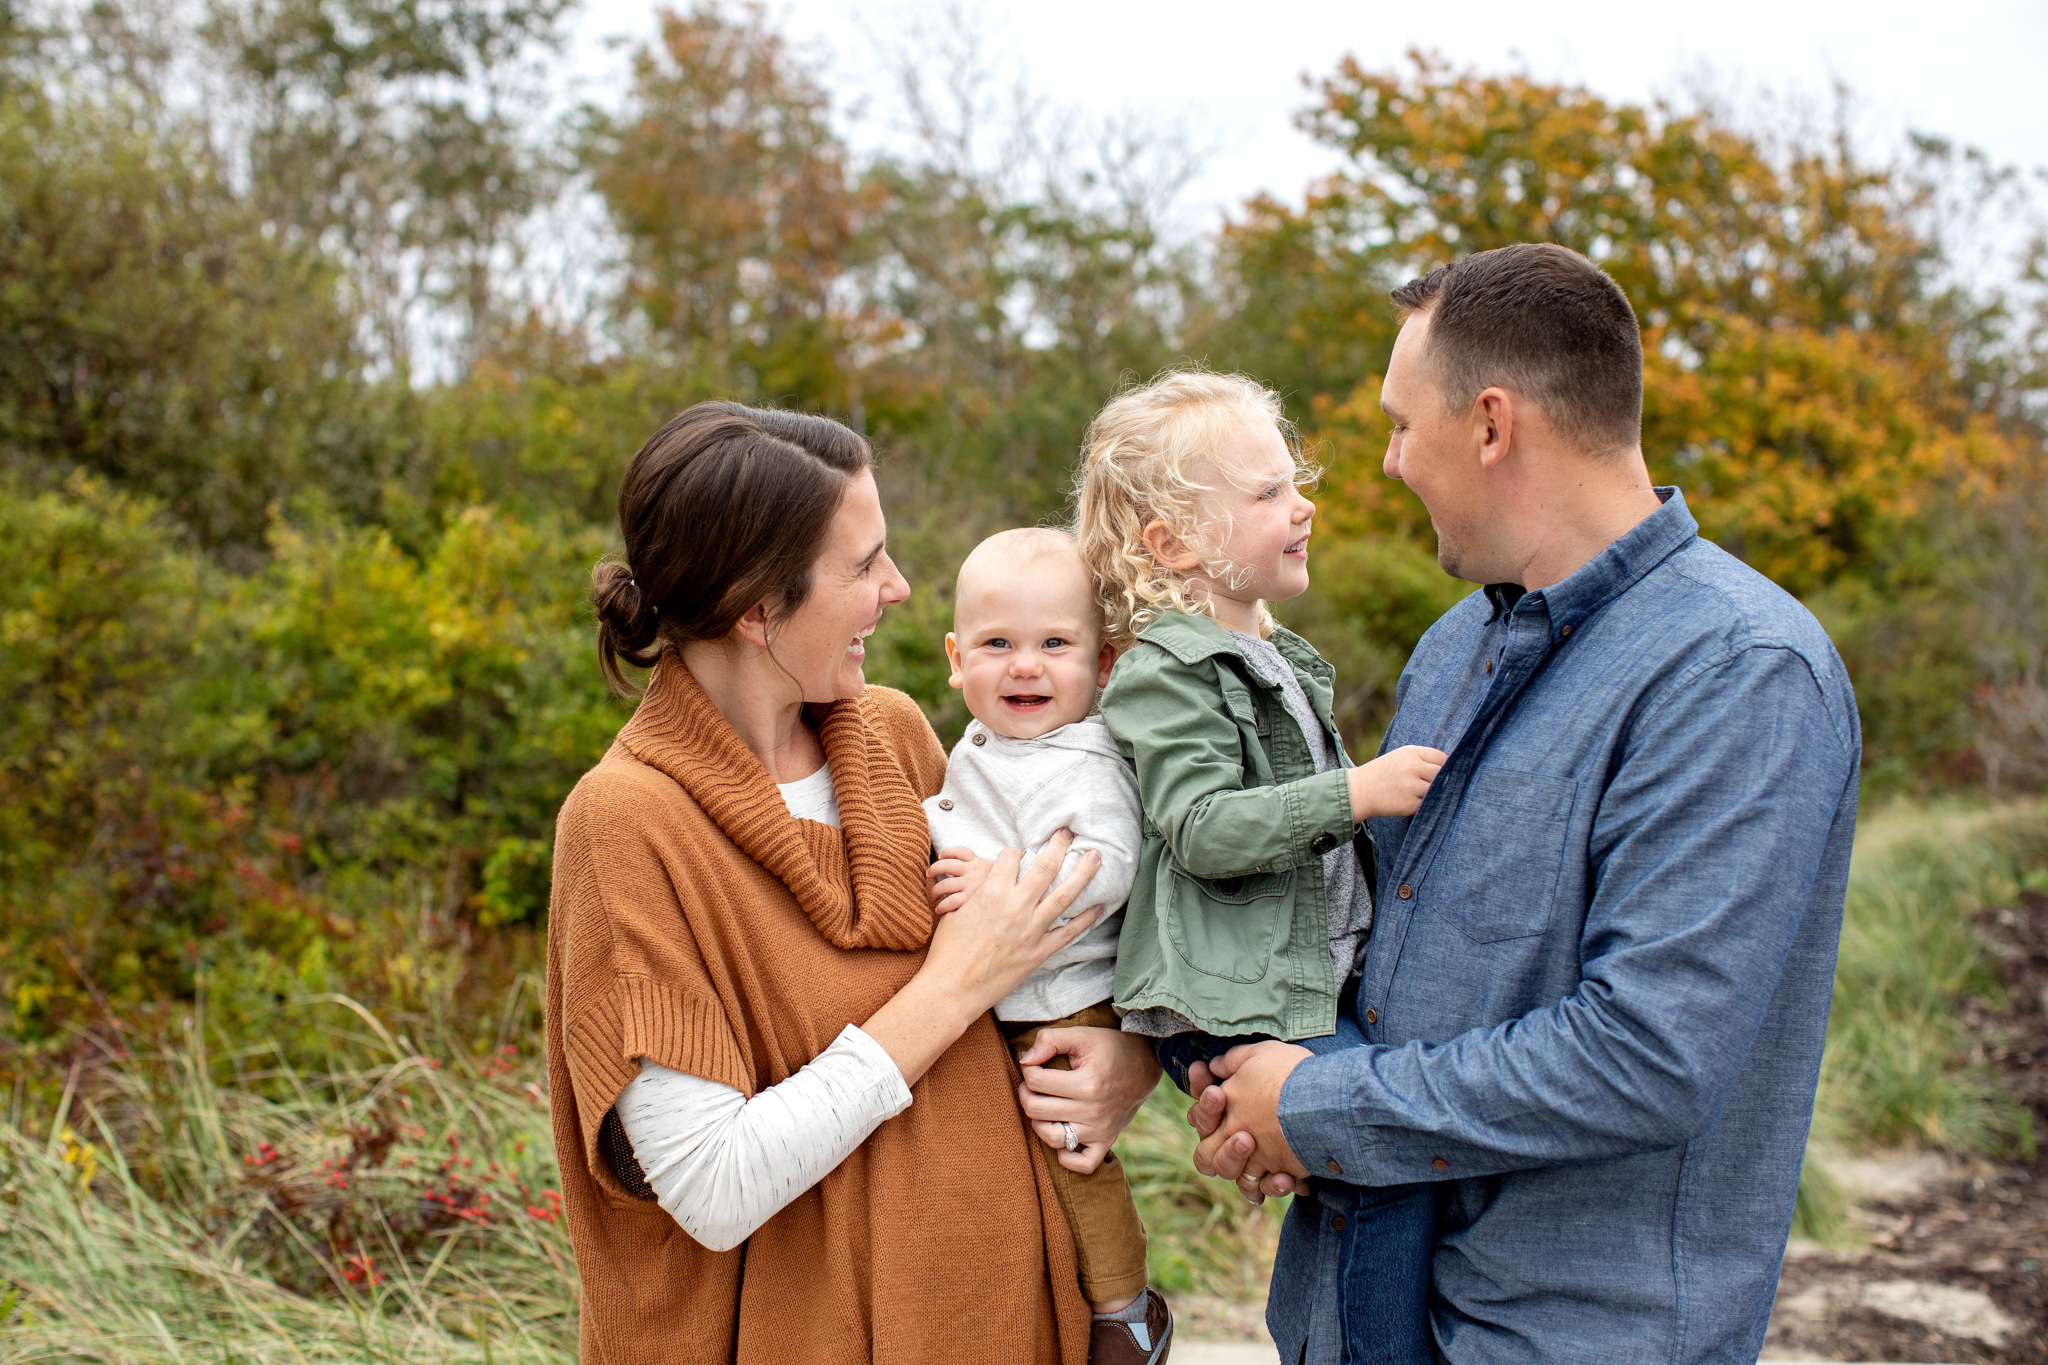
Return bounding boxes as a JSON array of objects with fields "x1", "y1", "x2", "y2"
[
  {"x1": 1189, "y1": 1042, "x2": 1313, "y2": 1199},
  {"x1": 1187, "y1": 1059, "x2": 1300, "y2": 1204},
  {"x1": 1015, "y1": 1027, "x2": 1160, "y2": 1173},
  {"x1": 927, "y1": 845, "x2": 994, "y2": 915}
]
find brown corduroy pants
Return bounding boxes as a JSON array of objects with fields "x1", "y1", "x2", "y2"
[{"x1": 1000, "y1": 1000, "x2": 1150, "y2": 1304}]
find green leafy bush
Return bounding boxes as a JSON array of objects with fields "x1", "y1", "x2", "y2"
[{"x1": 0, "y1": 476, "x2": 623, "y2": 1075}]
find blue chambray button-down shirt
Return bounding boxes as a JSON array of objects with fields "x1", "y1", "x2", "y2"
[{"x1": 1268, "y1": 489, "x2": 1861, "y2": 1365}]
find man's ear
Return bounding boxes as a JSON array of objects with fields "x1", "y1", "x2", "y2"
[
  {"x1": 1095, "y1": 640, "x2": 1117, "y2": 688},
  {"x1": 734, "y1": 601, "x2": 773, "y2": 649},
  {"x1": 1475, "y1": 388, "x2": 1515, "y2": 471},
  {"x1": 943, "y1": 632, "x2": 965, "y2": 690},
  {"x1": 1141, "y1": 519, "x2": 1202, "y2": 574}
]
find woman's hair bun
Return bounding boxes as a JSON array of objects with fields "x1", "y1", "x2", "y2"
[
  {"x1": 592, "y1": 560, "x2": 662, "y2": 674},
  {"x1": 595, "y1": 400, "x2": 872, "y2": 697}
]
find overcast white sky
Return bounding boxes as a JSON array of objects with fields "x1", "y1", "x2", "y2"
[{"x1": 568, "y1": 0, "x2": 2048, "y2": 233}]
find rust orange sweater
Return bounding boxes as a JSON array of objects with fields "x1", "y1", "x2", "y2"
[{"x1": 544, "y1": 659, "x2": 1088, "y2": 1364}]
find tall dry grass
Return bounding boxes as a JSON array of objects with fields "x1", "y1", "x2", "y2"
[
  {"x1": 1790, "y1": 798, "x2": 2045, "y2": 1241},
  {"x1": 0, "y1": 999, "x2": 575, "y2": 1363},
  {"x1": 1819, "y1": 799, "x2": 2045, "y2": 1156}
]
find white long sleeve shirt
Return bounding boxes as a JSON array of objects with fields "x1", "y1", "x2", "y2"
[
  {"x1": 612, "y1": 761, "x2": 910, "y2": 1252},
  {"x1": 616, "y1": 1026, "x2": 910, "y2": 1251},
  {"x1": 922, "y1": 715, "x2": 1142, "y2": 1021}
]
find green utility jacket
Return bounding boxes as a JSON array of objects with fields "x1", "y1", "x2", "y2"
[{"x1": 1101, "y1": 610, "x2": 1364, "y2": 1040}]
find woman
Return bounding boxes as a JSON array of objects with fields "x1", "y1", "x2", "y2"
[{"x1": 544, "y1": 401, "x2": 1160, "y2": 1365}]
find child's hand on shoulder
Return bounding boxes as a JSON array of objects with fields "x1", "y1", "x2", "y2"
[
  {"x1": 1347, "y1": 745, "x2": 1448, "y2": 818},
  {"x1": 928, "y1": 846, "x2": 995, "y2": 915}
]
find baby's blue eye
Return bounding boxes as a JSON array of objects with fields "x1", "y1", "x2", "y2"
[
  {"x1": 1044, "y1": 637, "x2": 1068, "y2": 649},
  {"x1": 987, "y1": 637, "x2": 1009, "y2": 649}
]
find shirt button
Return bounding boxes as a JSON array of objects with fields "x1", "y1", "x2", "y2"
[
  {"x1": 1431, "y1": 1157, "x2": 1449, "y2": 1172},
  {"x1": 937, "y1": 799, "x2": 953, "y2": 810},
  {"x1": 1327, "y1": 1159, "x2": 1343, "y2": 1175},
  {"x1": 971, "y1": 733, "x2": 986, "y2": 745},
  {"x1": 1397, "y1": 884, "x2": 1413, "y2": 900},
  {"x1": 1364, "y1": 1008, "x2": 1378, "y2": 1025},
  {"x1": 1309, "y1": 832, "x2": 1338, "y2": 856},
  {"x1": 1560, "y1": 624, "x2": 1572, "y2": 638},
  {"x1": 1331, "y1": 1215, "x2": 1346, "y2": 1231},
  {"x1": 1484, "y1": 659, "x2": 1493, "y2": 673}
]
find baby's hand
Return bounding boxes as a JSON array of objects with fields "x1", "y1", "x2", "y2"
[
  {"x1": 928, "y1": 846, "x2": 995, "y2": 915},
  {"x1": 1347, "y1": 745, "x2": 1447, "y2": 818}
]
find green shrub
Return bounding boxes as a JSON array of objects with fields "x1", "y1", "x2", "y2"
[{"x1": 0, "y1": 477, "x2": 622, "y2": 1075}]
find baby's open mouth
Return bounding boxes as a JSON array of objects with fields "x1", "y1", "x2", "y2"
[{"x1": 1002, "y1": 694, "x2": 1052, "y2": 710}]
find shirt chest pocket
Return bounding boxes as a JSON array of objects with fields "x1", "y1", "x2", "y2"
[{"x1": 1431, "y1": 767, "x2": 1578, "y2": 944}]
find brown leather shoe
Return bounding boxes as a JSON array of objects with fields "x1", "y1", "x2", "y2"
[{"x1": 1089, "y1": 1287, "x2": 1173, "y2": 1365}]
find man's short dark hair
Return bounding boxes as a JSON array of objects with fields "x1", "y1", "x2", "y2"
[{"x1": 1389, "y1": 243, "x2": 1643, "y2": 456}]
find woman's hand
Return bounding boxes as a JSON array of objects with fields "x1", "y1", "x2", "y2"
[
  {"x1": 924, "y1": 832, "x2": 1102, "y2": 1007},
  {"x1": 1014, "y1": 1028, "x2": 1161, "y2": 1173},
  {"x1": 863, "y1": 832, "x2": 1102, "y2": 1087}
]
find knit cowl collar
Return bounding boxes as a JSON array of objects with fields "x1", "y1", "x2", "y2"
[{"x1": 615, "y1": 657, "x2": 937, "y2": 953}]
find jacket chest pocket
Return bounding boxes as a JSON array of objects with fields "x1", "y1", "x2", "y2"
[{"x1": 1429, "y1": 767, "x2": 1578, "y2": 944}]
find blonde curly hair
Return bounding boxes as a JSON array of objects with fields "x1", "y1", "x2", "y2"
[{"x1": 1072, "y1": 368, "x2": 1313, "y2": 649}]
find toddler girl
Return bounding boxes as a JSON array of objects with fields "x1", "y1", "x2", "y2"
[{"x1": 1075, "y1": 369, "x2": 1445, "y2": 1365}]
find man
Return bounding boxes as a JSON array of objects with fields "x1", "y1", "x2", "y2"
[{"x1": 1189, "y1": 242, "x2": 1861, "y2": 1364}]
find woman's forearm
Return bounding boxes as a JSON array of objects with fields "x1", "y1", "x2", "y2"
[
  {"x1": 860, "y1": 972, "x2": 985, "y2": 1087},
  {"x1": 617, "y1": 1025, "x2": 911, "y2": 1252}
]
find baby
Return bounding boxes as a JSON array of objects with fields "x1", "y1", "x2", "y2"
[{"x1": 922, "y1": 527, "x2": 1168, "y2": 1365}]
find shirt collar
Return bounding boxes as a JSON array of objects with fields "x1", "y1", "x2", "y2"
[{"x1": 1496, "y1": 486, "x2": 1697, "y2": 637}]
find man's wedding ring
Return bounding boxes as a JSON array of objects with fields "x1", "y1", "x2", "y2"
[{"x1": 1062, "y1": 1122, "x2": 1079, "y2": 1151}]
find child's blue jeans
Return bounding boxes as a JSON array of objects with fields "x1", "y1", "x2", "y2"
[{"x1": 1149, "y1": 1016, "x2": 1440, "y2": 1365}]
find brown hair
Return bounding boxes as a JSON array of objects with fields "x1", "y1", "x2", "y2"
[
  {"x1": 593, "y1": 401, "x2": 871, "y2": 695},
  {"x1": 1390, "y1": 243, "x2": 1643, "y2": 455}
]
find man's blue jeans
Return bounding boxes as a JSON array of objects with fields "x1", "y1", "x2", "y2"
[{"x1": 1154, "y1": 1013, "x2": 1439, "y2": 1365}]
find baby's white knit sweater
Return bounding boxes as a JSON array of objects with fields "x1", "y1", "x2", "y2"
[{"x1": 923, "y1": 715, "x2": 1142, "y2": 1022}]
